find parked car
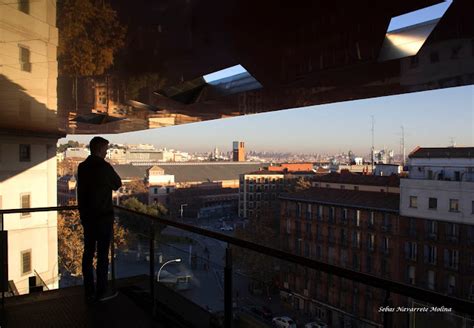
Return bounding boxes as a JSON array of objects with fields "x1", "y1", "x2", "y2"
[
  {"x1": 305, "y1": 321, "x2": 329, "y2": 328},
  {"x1": 250, "y1": 305, "x2": 273, "y2": 319},
  {"x1": 220, "y1": 225, "x2": 234, "y2": 231},
  {"x1": 272, "y1": 316, "x2": 296, "y2": 328}
]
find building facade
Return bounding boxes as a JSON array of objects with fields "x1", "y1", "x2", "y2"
[
  {"x1": 0, "y1": 0, "x2": 60, "y2": 294},
  {"x1": 233, "y1": 141, "x2": 245, "y2": 162}
]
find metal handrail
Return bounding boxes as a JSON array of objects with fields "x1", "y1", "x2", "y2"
[{"x1": 1, "y1": 205, "x2": 474, "y2": 316}]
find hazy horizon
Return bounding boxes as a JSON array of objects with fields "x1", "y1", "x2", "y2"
[{"x1": 60, "y1": 85, "x2": 473, "y2": 156}]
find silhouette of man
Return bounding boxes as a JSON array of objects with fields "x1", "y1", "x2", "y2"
[{"x1": 77, "y1": 137, "x2": 122, "y2": 303}]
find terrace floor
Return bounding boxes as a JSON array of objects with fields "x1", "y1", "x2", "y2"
[{"x1": 2, "y1": 276, "x2": 166, "y2": 328}]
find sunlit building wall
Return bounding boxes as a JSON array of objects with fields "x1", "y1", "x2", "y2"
[{"x1": 0, "y1": 0, "x2": 59, "y2": 294}]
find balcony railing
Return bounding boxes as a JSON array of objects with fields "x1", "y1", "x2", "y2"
[{"x1": 1, "y1": 205, "x2": 474, "y2": 327}]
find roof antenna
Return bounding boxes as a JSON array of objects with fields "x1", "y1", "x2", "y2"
[
  {"x1": 371, "y1": 116, "x2": 375, "y2": 173},
  {"x1": 449, "y1": 137, "x2": 456, "y2": 147}
]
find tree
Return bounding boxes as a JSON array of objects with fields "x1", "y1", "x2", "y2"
[
  {"x1": 119, "y1": 197, "x2": 167, "y2": 238},
  {"x1": 58, "y1": 204, "x2": 129, "y2": 276},
  {"x1": 294, "y1": 177, "x2": 312, "y2": 192},
  {"x1": 58, "y1": 0, "x2": 126, "y2": 108},
  {"x1": 233, "y1": 208, "x2": 280, "y2": 297},
  {"x1": 58, "y1": 140, "x2": 81, "y2": 153}
]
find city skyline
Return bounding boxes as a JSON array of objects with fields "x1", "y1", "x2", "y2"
[{"x1": 62, "y1": 85, "x2": 473, "y2": 155}]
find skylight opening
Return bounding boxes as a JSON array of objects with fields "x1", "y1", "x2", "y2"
[
  {"x1": 203, "y1": 64, "x2": 248, "y2": 83},
  {"x1": 378, "y1": 1, "x2": 452, "y2": 62},
  {"x1": 387, "y1": 1, "x2": 452, "y2": 32}
]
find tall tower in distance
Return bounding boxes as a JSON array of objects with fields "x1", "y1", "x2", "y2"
[{"x1": 233, "y1": 141, "x2": 245, "y2": 162}]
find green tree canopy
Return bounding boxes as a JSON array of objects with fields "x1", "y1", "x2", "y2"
[{"x1": 58, "y1": 0, "x2": 126, "y2": 77}]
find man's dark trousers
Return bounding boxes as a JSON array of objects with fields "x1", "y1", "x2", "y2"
[{"x1": 82, "y1": 220, "x2": 113, "y2": 297}]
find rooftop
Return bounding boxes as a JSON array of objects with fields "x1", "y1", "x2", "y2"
[
  {"x1": 409, "y1": 147, "x2": 474, "y2": 159},
  {"x1": 313, "y1": 172, "x2": 400, "y2": 187},
  {"x1": 280, "y1": 188, "x2": 400, "y2": 212},
  {"x1": 114, "y1": 163, "x2": 264, "y2": 182}
]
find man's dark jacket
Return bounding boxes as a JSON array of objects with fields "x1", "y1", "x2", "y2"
[{"x1": 77, "y1": 155, "x2": 122, "y2": 224}]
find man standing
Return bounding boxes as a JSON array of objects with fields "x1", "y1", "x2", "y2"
[{"x1": 77, "y1": 137, "x2": 122, "y2": 303}]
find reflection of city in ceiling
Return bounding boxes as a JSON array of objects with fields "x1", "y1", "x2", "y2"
[{"x1": 0, "y1": 1, "x2": 472, "y2": 137}]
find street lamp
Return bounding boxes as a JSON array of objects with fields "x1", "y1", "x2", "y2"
[
  {"x1": 157, "y1": 258, "x2": 181, "y2": 282},
  {"x1": 180, "y1": 203, "x2": 188, "y2": 219}
]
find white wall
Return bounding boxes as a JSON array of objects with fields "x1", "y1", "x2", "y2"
[
  {"x1": 149, "y1": 174, "x2": 175, "y2": 185},
  {"x1": 400, "y1": 178, "x2": 474, "y2": 224},
  {"x1": 0, "y1": 136, "x2": 59, "y2": 293}
]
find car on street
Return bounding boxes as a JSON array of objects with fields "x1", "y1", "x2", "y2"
[
  {"x1": 305, "y1": 321, "x2": 329, "y2": 328},
  {"x1": 272, "y1": 316, "x2": 296, "y2": 328},
  {"x1": 220, "y1": 225, "x2": 234, "y2": 231},
  {"x1": 250, "y1": 305, "x2": 273, "y2": 319}
]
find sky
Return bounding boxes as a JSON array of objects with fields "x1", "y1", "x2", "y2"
[
  {"x1": 61, "y1": 1, "x2": 473, "y2": 156},
  {"x1": 63, "y1": 85, "x2": 474, "y2": 156}
]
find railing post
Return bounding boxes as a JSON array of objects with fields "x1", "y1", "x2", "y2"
[
  {"x1": 383, "y1": 289, "x2": 392, "y2": 328},
  {"x1": 1, "y1": 213, "x2": 4, "y2": 318},
  {"x1": 150, "y1": 220, "x2": 155, "y2": 314},
  {"x1": 110, "y1": 222, "x2": 116, "y2": 290},
  {"x1": 224, "y1": 245, "x2": 233, "y2": 328}
]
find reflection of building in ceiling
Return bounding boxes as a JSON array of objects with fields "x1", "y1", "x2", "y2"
[{"x1": 44, "y1": 0, "x2": 474, "y2": 135}]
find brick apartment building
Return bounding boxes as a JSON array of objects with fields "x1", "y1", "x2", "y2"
[{"x1": 277, "y1": 149, "x2": 474, "y2": 327}]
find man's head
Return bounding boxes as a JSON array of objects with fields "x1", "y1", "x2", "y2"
[{"x1": 89, "y1": 136, "x2": 109, "y2": 159}]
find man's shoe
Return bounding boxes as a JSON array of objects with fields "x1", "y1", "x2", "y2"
[{"x1": 96, "y1": 289, "x2": 118, "y2": 302}]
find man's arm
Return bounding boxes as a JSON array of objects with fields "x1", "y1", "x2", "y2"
[{"x1": 108, "y1": 164, "x2": 122, "y2": 191}]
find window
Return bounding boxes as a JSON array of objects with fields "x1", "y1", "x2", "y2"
[
  {"x1": 446, "y1": 223, "x2": 459, "y2": 239},
  {"x1": 409, "y1": 196, "x2": 417, "y2": 208},
  {"x1": 427, "y1": 270, "x2": 435, "y2": 290},
  {"x1": 408, "y1": 266, "x2": 416, "y2": 284},
  {"x1": 18, "y1": 0, "x2": 29, "y2": 14},
  {"x1": 354, "y1": 210, "x2": 361, "y2": 227},
  {"x1": 21, "y1": 249, "x2": 32, "y2": 275},
  {"x1": 19, "y1": 144, "x2": 31, "y2": 162},
  {"x1": 342, "y1": 208, "x2": 348, "y2": 221},
  {"x1": 383, "y1": 237, "x2": 390, "y2": 253},
  {"x1": 427, "y1": 220, "x2": 438, "y2": 237},
  {"x1": 424, "y1": 245, "x2": 437, "y2": 264},
  {"x1": 472, "y1": 201, "x2": 474, "y2": 214},
  {"x1": 153, "y1": 188, "x2": 158, "y2": 194},
  {"x1": 317, "y1": 205, "x2": 322, "y2": 220},
  {"x1": 444, "y1": 249, "x2": 459, "y2": 270},
  {"x1": 20, "y1": 193, "x2": 31, "y2": 217},
  {"x1": 368, "y1": 212, "x2": 374, "y2": 227},
  {"x1": 405, "y1": 242, "x2": 417, "y2": 261},
  {"x1": 328, "y1": 207, "x2": 335, "y2": 223},
  {"x1": 296, "y1": 203, "x2": 302, "y2": 217},
  {"x1": 449, "y1": 199, "x2": 459, "y2": 212},
  {"x1": 367, "y1": 234, "x2": 375, "y2": 251},
  {"x1": 306, "y1": 204, "x2": 312, "y2": 220},
  {"x1": 286, "y1": 219, "x2": 291, "y2": 234},
  {"x1": 352, "y1": 231, "x2": 360, "y2": 248},
  {"x1": 410, "y1": 55, "x2": 419, "y2": 68},
  {"x1": 19, "y1": 46, "x2": 31, "y2": 72},
  {"x1": 447, "y1": 275, "x2": 456, "y2": 295},
  {"x1": 428, "y1": 197, "x2": 437, "y2": 209}
]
